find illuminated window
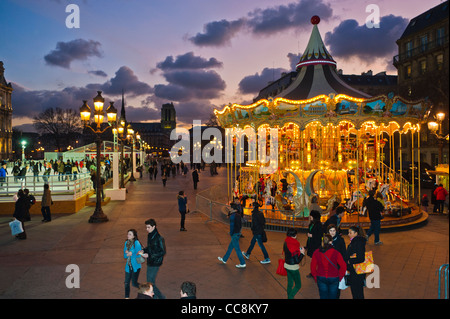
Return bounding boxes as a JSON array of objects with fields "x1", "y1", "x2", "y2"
[
  {"x1": 420, "y1": 60, "x2": 427, "y2": 74},
  {"x1": 405, "y1": 65, "x2": 412, "y2": 78},
  {"x1": 436, "y1": 54, "x2": 444, "y2": 70}
]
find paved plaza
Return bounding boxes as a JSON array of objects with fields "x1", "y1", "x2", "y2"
[{"x1": 0, "y1": 166, "x2": 448, "y2": 300}]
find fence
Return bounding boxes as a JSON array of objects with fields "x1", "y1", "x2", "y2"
[
  {"x1": 195, "y1": 184, "x2": 311, "y2": 232},
  {"x1": 0, "y1": 173, "x2": 93, "y2": 200},
  {"x1": 437, "y1": 264, "x2": 449, "y2": 299}
]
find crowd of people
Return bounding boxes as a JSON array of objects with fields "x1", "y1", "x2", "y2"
[{"x1": 215, "y1": 187, "x2": 389, "y2": 299}]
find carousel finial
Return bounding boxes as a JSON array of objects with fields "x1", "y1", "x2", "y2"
[{"x1": 311, "y1": 15, "x2": 320, "y2": 25}]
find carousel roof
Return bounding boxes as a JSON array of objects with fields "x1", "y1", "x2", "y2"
[{"x1": 279, "y1": 16, "x2": 371, "y2": 100}]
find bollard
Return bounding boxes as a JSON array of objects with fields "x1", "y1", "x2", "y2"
[{"x1": 438, "y1": 264, "x2": 449, "y2": 299}]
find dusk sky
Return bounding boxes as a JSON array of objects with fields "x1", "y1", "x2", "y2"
[{"x1": 0, "y1": 0, "x2": 444, "y2": 130}]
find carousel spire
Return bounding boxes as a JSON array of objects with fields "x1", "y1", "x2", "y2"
[
  {"x1": 277, "y1": 15, "x2": 371, "y2": 100},
  {"x1": 296, "y1": 16, "x2": 336, "y2": 69}
]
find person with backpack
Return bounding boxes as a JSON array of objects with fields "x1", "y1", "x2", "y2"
[{"x1": 310, "y1": 234, "x2": 347, "y2": 299}]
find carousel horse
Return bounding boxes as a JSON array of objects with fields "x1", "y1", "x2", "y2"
[
  {"x1": 365, "y1": 178, "x2": 377, "y2": 191},
  {"x1": 379, "y1": 183, "x2": 392, "y2": 210},
  {"x1": 345, "y1": 190, "x2": 365, "y2": 214},
  {"x1": 326, "y1": 194, "x2": 339, "y2": 214},
  {"x1": 233, "y1": 179, "x2": 239, "y2": 199}
]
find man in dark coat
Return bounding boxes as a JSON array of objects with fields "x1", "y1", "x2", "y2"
[
  {"x1": 192, "y1": 169, "x2": 199, "y2": 190},
  {"x1": 363, "y1": 190, "x2": 384, "y2": 245},
  {"x1": 13, "y1": 189, "x2": 29, "y2": 239},
  {"x1": 141, "y1": 219, "x2": 166, "y2": 299},
  {"x1": 242, "y1": 204, "x2": 270, "y2": 264}
]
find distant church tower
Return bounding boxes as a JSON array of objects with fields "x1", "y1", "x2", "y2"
[
  {"x1": 161, "y1": 102, "x2": 176, "y2": 130},
  {"x1": 0, "y1": 61, "x2": 13, "y2": 160}
]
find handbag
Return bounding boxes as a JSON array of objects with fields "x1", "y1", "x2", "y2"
[
  {"x1": 353, "y1": 251, "x2": 374, "y2": 274},
  {"x1": 9, "y1": 219, "x2": 24, "y2": 236},
  {"x1": 136, "y1": 254, "x2": 146, "y2": 264},
  {"x1": 276, "y1": 258, "x2": 287, "y2": 276},
  {"x1": 261, "y1": 230, "x2": 267, "y2": 243},
  {"x1": 135, "y1": 240, "x2": 146, "y2": 264}
]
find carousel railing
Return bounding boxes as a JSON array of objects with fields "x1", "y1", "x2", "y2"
[{"x1": 379, "y1": 162, "x2": 410, "y2": 201}]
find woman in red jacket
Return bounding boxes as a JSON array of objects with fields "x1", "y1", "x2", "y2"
[
  {"x1": 310, "y1": 234, "x2": 347, "y2": 299},
  {"x1": 433, "y1": 184, "x2": 448, "y2": 214}
]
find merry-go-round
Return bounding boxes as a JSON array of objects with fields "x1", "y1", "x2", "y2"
[{"x1": 214, "y1": 16, "x2": 432, "y2": 230}]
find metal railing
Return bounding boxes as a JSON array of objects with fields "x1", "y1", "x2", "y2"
[
  {"x1": 393, "y1": 35, "x2": 449, "y2": 65},
  {"x1": 0, "y1": 173, "x2": 93, "y2": 199},
  {"x1": 438, "y1": 264, "x2": 449, "y2": 299}
]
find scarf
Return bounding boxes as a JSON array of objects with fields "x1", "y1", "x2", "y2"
[
  {"x1": 126, "y1": 239, "x2": 135, "y2": 271},
  {"x1": 285, "y1": 236, "x2": 301, "y2": 256}
]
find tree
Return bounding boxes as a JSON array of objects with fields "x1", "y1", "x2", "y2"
[{"x1": 33, "y1": 107, "x2": 82, "y2": 152}]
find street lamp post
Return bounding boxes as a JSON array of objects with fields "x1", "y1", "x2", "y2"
[
  {"x1": 21, "y1": 140, "x2": 27, "y2": 162},
  {"x1": 127, "y1": 124, "x2": 136, "y2": 182},
  {"x1": 80, "y1": 91, "x2": 117, "y2": 223},
  {"x1": 428, "y1": 111, "x2": 449, "y2": 165}
]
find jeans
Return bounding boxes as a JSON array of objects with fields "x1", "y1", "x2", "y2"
[
  {"x1": 286, "y1": 269, "x2": 301, "y2": 299},
  {"x1": 317, "y1": 276, "x2": 339, "y2": 299},
  {"x1": 366, "y1": 220, "x2": 381, "y2": 243},
  {"x1": 146, "y1": 265, "x2": 165, "y2": 299},
  {"x1": 223, "y1": 233, "x2": 245, "y2": 265},
  {"x1": 437, "y1": 200, "x2": 445, "y2": 214},
  {"x1": 245, "y1": 234, "x2": 269, "y2": 260},
  {"x1": 124, "y1": 269, "x2": 140, "y2": 298},
  {"x1": 179, "y1": 210, "x2": 186, "y2": 229},
  {"x1": 41, "y1": 206, "x2": 51, "y2": 221}
]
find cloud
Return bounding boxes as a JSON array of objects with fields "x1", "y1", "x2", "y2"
[
  {"x1": 175, "y1": 101, "x2": 216, "y2": 125},
  {"x1": 44, "y1": 39, "x2": 103, "y2": 69},
  {"x1": 287, "y1": 53, "x2": 302, "y2": 71},
  {"x1": 156, "y1": 52, "x2": 223, "y2": 70},
  {"x1": 100, "y1": 66, "x2": 153, "y2": 96},
  {"x1": 188, "y1": 0, "x2": 332, "y2": 47},
  {"x1": 11, "y1": 65, "x2": 154, "y2": 122},
  {"x1": 154, "y1": 69, "x2": 226, "y2": 102},
  {"x1": 162, "y1": 70, "x2": 225, "y2": 91},
  {"x1": 238, "y1": 67, "x2": 288, "y2": 94},
  {"x1": 88, "y1": 70, "x2": 108, "y2": 77},
  {"x1": 324, "y1": 15, "x2": 409, "y2": 61},
  {"x1": 188, "y1": 19, "x2": 245, "y2": 47},
  {"x1": 247, "y1": 0, "x2": 332, "y2": 36},
  {"x1": 117, "y1": 104, "x2": 160, "y2": 122}
]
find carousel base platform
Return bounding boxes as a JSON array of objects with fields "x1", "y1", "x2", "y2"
[{"x1": 233, "y1": 204, "x2": 428, "y2": 232}]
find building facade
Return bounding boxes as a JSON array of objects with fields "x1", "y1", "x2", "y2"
[
  {"x1": 0, "y1": 61, "x2": 13, "y2": 160},
  {"x1": 393, "y1": 1, "x2": 449, "y2": 167},
  {"x1": 130, "y1": 102, "x2": 177, "y2": 157}
]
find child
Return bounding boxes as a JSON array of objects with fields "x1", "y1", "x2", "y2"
[{"x1": 421, "y1": 194, "x2": 429, "y2": 213}]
